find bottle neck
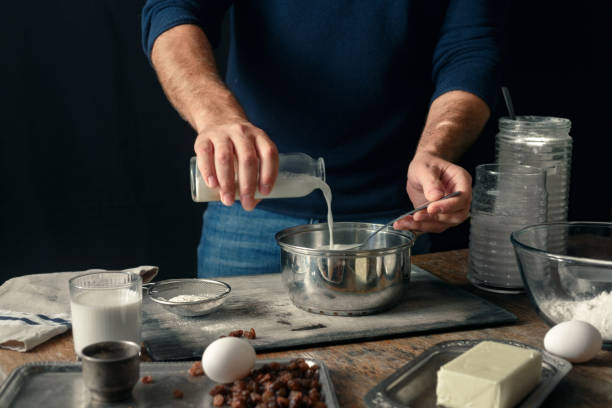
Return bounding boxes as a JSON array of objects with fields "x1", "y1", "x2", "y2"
[{"x1": 278, "y1": 153, "x2": 326, "y2": 182}]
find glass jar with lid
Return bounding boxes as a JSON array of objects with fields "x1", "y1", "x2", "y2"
[{"x1": 495, "y1": 116, "x2": 572, "y2": 223}]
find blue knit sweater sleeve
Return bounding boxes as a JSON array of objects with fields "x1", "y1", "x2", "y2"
[
  {"x1": 141, "y1": 0, "x2": 232, "y2": 60},
  {"x1": 431, "y1": 0, "x2": 505, "y2": 109}
]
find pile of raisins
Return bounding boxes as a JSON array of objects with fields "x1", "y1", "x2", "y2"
[
  {"x1": 210, "y1": 358, "x2": 327, "y2": 408},
  {"x1": 227, "y1": 328, "x2": 257, "y2": 340}
]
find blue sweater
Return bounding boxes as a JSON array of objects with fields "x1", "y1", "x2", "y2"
[{"x1": 142, "y1": 0, "x2": 503, "y2": 220}]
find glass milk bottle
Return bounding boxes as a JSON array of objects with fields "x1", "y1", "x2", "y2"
[
  {"x1": 190, "y1": 152, "x2": 326, "y2": 202},
  {"x1": 495, "y1": 116, "x2": 572, "y2": 222}
]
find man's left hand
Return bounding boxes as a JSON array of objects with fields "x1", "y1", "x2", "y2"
[{"x1": 394, "y1": 152, "x2": 472, "y2": 233}]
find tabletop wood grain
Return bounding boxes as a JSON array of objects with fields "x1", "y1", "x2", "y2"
[{"x1": 1, "y1": 249, "x2": 610, "y2": 407}]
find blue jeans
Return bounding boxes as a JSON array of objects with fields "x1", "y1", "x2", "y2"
[{"x1": 197, "y1": 202, "x2": 431, "y2": 278}]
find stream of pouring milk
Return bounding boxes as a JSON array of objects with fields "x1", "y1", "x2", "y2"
[
  {"x1": 268, "y1": 174, "x2": 356, "y2": 249},
  {"x1": 296, "y1": 175, "x2": 335, "y2": 248},
  {"x1": 296, "y1": 176, "x2": 357, "y2": 250},
  {"x1": 196, "y1": 171, "x2": 339, "y2": 247},
  {"x1": 268, "y1": 173, "x2": 337, "y2": 248}
]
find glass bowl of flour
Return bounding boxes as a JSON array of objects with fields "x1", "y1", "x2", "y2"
[
  {"x1": 145, "y1": 279, "x2": 231, "y2": 317},
  {"x1": 511, "y1": 222, "x2": 612, "y2": 348}
]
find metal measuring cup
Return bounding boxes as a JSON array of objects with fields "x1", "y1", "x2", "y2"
[{"x1": 80, "y1": 340, "x2": 141, "y2": 402}]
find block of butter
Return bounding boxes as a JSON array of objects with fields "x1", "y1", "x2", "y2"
[{"x1": 436, "y1": 341, "x2": 542, "y2": 408}]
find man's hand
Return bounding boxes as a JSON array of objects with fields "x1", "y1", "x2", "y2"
[
  {"x1": 151, "y1": 24, "x2": 278, "y2": 211},
  {"x1": 194, "y1": 117, "x2": 278, "y2": 210},
  {"x1": 394, "y1": 90, "x2": 490, "y2": 233},
  {"x1": 394, "y1": 152, "x2": 471, "y2": 233}
]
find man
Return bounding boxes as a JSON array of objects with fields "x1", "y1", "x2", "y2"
[{"x1": 141, "y1": 1, "x2": 502, "y2": 277}]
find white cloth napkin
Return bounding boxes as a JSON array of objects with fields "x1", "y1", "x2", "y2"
[{"x1": 0, "y1": 266, "x2": 158, "y2": 352}]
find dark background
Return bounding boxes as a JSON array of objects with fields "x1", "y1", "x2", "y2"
[{"x1": 1, "y1": 1, "x2": 609, "y2": 283}]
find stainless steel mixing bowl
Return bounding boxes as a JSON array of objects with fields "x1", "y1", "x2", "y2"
[{"x1": 275, "y1": 222, "x2": 415, "y2": 316}]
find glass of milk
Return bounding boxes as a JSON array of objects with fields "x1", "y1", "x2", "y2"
[
  {"x1": 190, "y1": 152, "x2": 326, "y2": 202},
  {"x1": 69, "y1": 272, "x2": 142, "y2": 356}
]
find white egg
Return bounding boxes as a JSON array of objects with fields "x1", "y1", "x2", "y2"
[
  {"x1": 202, "y1": 337, "x2": 256, "y2": 383},
  {"x1": 544, "y1": 320, "x2": 602, "y2": 363}
]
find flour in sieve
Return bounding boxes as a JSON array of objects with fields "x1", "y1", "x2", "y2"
[
  {"x1": 540, "y1": 290, "x2": 612, "y2": 340},
  {"x1": 168, "y1": 294, "x2": 211, "y2": 302}
]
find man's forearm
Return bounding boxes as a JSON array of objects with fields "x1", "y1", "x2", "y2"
[
  {"x1": 151, "y1": 23, "x2": 278, "y2": 210},
  {"x1": 416, "y1": 90, "x2": 490, "y2": 162},
  {"x1": 150, "y1": 24, "x2": 245, "y2": 133}
]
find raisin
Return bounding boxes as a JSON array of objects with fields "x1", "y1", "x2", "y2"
[
  {"x1": 287, "y1": 379, "x2": 301, "y2": 391},
  {"x1": 300, "y1": 379, "x2": 312, "y2": 389},
  {"x1": 233, "y1": 380, "x2": 247, "y2": 391},
  {"x1": 276, "y1": 396, "x2": 290, "y2": 408},
  {"x1": 250, "y1": 392, "x2": 263, "y2": 403},
  {"x1": 173, "y1": 389, "x2": 184, "y2": 399},
  {"x1": 259, "y1": 373, "x2": 273, "y2": 383},
  {"x1": 271, "y1": 380, "x2": 284, "y2": 391},
  {"x1": 188, "y1": 361, "x2": 205, "y2": 376},
  {"x1": 289, "y1": 390, "x2": 303, "y2": 401},
  {"x1": 279, "y1": 372, "x2": 293, "y2": 383},
  {"x1": 247, "y1": 381, "x2": 258, "y2": 392},
  {"x1": 212, "y1": 394, "x2": 225, "y2": 407},
  {"x1": 245, "y1": 328, "x2": 257, "y2": 339},
  {"x1": 210, "y1": 384, "x2": 227, "y2": 396},
  {"x1": 309, "y1": 388, "x2": 321, "y2": 402},
  {"x1": 229, "y1": 329, "x2": 244, "y2": 337},
  {"x1": 231, "y1": 397, "x2": 248, "y2": 408},
  {"x1": 262, "y1": 389, "x2": 275, "y2": 402}
]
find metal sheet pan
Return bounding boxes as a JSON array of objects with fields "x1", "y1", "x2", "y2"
[
  {"x1": 0, "y1": 358, "x2": 339, "y2": 407},
  {"x1": 364, "y1": 339, "x2": 571, "y2": 408}
]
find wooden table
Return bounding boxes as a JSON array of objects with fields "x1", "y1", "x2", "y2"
[{"x1": 1, "y1": 249, "x2": 610, "y2": 407}]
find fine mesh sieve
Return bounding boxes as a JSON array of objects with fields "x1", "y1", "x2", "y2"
[{"x1": 145, "y1": 279, "x2": 231, "y2": 317}]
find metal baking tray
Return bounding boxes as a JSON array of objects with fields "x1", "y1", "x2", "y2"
[
  {"x1": 0, "y1": 358, "x2": 339, "y2": 407},
  {"x1": 364, "y1": 339, "x2": 572, "y2": 408}
]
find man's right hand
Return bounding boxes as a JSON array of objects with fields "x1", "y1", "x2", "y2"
[
  {"x1": 150, "y1": 24, "x2": 279, "y2": 211},
  {"x1": 194, "y1": 117, "x2": 279, "y2": 211}
]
